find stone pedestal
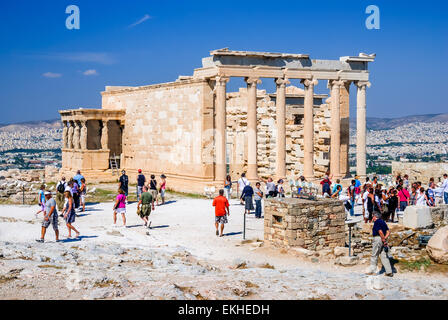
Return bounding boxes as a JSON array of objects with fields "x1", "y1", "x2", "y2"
[
  {"x1": 403, "y1": 206, "x2": 433, "y2": 229},
  {"x1": 264, "y1": 198, "x2": 346, "y2": 250}
]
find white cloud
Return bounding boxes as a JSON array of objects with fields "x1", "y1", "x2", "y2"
[
  {"x1": 83, "y1": 69, "x2": 98, "y2": 76},
  {"x1": 42, "y1": 72, "x2": 62, "y2": 78},
  {"x1": 128, "y1": 14, "x2": 151, "y2": 28}
]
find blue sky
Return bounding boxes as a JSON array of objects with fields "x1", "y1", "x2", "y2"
[{"x1": 0, "y1": 0, "x2": 446, "y2": 123}]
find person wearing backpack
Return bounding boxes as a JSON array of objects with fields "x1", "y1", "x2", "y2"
[{"x1": 56, "y1": 177, "x2": 67, "y2": 211}]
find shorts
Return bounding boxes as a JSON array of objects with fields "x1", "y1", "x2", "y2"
[
  {"x1": 80, "y1": 195, "x2": 86, "y2": 204},
  {"x1": 215, "y1": 215, "x2": 228, "y2": 224},
  {"x1": 42, "y1": 215, "x2": 58, "y2": 231},
  {"x1": 160, "y1": 189, "x2": 166, "y2": 198},
  {"x1": 150, "y1": 189, "x2": 158, "y2": 199},
  {"x1": 139, "y1": 204, "x2": 152, "y2": 218},
  {"x1": 115, "y1": 207, "x2": 126, "y2": 215}
]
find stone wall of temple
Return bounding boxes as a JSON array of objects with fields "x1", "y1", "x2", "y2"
[
  {"x1": 392, "y1": 161, "x2": 448, "y2": 184},
  {"x1": 101, "y1": 79, "x2": 216, "y2": 192},
  {"x1": 226, "y1": 86, "x2": 332, "y2": 181}
]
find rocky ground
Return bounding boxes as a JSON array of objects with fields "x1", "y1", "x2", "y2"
[{"x1": 0, "y1": 197, "x2": 447, "y2": 300}]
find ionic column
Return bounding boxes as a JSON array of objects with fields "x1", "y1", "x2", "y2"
[
  {"x1": 301, "y1": 78, "x2": 318, "y2": 180},
  {"x1": 101, "y1": 120, "x2": 109, "y2": 150},
  {"x1": 275, "y1": 77, "x2": 290, "y2": 180},
  {"x1": 67, "y1": 121, "x2": 74, "y2": 149},
  {"x1": 62, "y1": 121, "x2": 68, "y2": 149},
  {"x1": 215, "y1": 76, "x2": 229, "y2": 183},
  {"x1": 73, "y1": 121, "x2": 81, "y2": 150},
  {"x1": 329, "y1": 79, "x2": 344, "y2": 178},
  {"x1": 355, "y1": 81, "x2": 371, "y2": 178},
  {"x1": 80, "y1": 120, "x2": 88, "y2": 150},
  {"x1": 246, "y1": 77, "x2": 261, "y2": 182}
]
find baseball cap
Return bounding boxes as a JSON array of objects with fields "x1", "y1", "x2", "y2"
[
  {"x1": 44, "y1": 191, "x2": 51, "y2": 196},
  {"x1": 138, "y1": 169, "x2": 142, "y2": 173}
]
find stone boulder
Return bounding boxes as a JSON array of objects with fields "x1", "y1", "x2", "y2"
[
  {"x1": 403, "y1": 206, "x2": 433, "y2": 229},
  {"x1": 426, "y1": 226, "x2": 448, "y2": 264},
  {"x1": 335, "y1": 256, "x2": 358, "y2": 266},
  {"x1": 333, "y1": 246, "x2": 349, "y2": 257}
]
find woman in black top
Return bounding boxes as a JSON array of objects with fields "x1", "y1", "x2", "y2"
[
  {"x1": 387, "y1": 189, "x2": 399, "y2": 223},
  {"x1": 149, "y1": 175, "x2": 158, "y2": 206}
]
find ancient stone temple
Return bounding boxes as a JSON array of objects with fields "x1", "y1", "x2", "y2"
[{"x1": 60, "y1": 49, "x2": 375, "y2": 193}]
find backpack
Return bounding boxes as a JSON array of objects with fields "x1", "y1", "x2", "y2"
[{"x1": 57, "y1": 182, "x2": 65, "y2": 194}]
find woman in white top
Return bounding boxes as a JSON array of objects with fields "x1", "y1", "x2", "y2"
[{"x1": 416, "y1": 187, "x2": 427, "y2": 206}]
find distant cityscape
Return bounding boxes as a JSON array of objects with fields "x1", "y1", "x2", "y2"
[{"x1": 1, "y1": 118, "x2": 447, "y2": 173}]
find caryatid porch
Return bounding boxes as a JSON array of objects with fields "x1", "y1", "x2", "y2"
[
  {"x1": 59, "y1": 109, "x2": 125, "y2": 173},
  {"x1": 194, "y1": 49, "x2": 375, "y2": 183}
]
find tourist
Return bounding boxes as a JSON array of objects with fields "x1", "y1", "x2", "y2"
[
  {"x1": 113, "y1": 188, "x2": 127, "y2": 228},
  {"x1": 137, "y1": 169, "x2": 146, "y2": 202},
  {"x1": 331, "y1": 185, "x2": 343, "y2": 199},
  {"x1": 348, "y1": 180, "x2": 356, "y2": 217},
  {"x1": 321, "y1": 175, "x2": 332, "y2": 197},
  {"x1": 35, "y1": 184, "x2": 46, "y2": 217},
  {"x1": 372, "y1": 176, "x2": 378, "y2": 189},
  {"x1": 363, "y1": 177, "x2": 371, "y2": 192},
  {"x1": 36, "y1": 192, "x2": 59, "y2": 243},
  {"x1": 71, "y1": 178, "x2": 80, "y2": 209},
  {"x1": 276, "y1": 179, "x2": 285, "y2": 198},
  {"x1": 160, "y1": 174, "x2": 167, "y2": 205},
  {"x1": 362, "y1": 187, "x2": 370, "y2": 223},
  {"x1": 428, "y1": 177, "x2": 435, "y2": 188},
  {"x1": 63, "y1": 191, "x2": 80, "y2": 239},
  {"x1": 79, "y1": 178, "x2": 87, "y2": 213},
  {"x1": 237, "y1": 173, "x2": 249, "y2": 204},
  {"x1": 212, "y1": 189, "x2": 230, "y2": 237},
  {"x1": 241, "y1": 182, "x2": 254, "y2": 214},
  {"x1": 366, "y1": 212, "x2": 393, "y2": 277},
  {"x1": 224, "y1": 175, "x2": 232, "y2": 200},
  {"x1": 387, "y1": 189, "x2": 399, "y2": 223},
  {"x1": 409, "y1": 186, "x2": 417, "y2": 206},
  {"x1": 332, "y1": 179, "x2": 342, "y2": 195},
  {"x1": 374, "y1": 189, "x2": 383, "y2": 216},
  {"x1": 397, "y1": 185, "x2": 410, "y2": 211},
  {"x1": 56, "y1": 177, "x2": 67, "y2": 211},
  {"x1": 416, "y1": 187, "x2": 427, "y2": 206},
  {"x1": 119, "y1": 170, "x2": 129, "y2": 197},
  {"x1": 254, "y1": 182, "x2": 263, "y2": 219},
  {"x1": 265, "y1": 177, "x2": 277, "y2": 198},
  {"x1": 403, "y1": 174, "x2": 410, "y2": 190},
  {"x1": 427, "y1": 182, "x2": 436, "y2": 207},
  {"x1": 354, "y1": 176, "x2": 362, "y2": 200},
  {"x1": 296, "y1": 176, "x2": 306, "y2": 195},
  {"x1": 73, "y1": 170, "x2": 84, "y2": 186},
  {"x1": 137, "y1": 186, "x2": 153, "y2": 229},
  {"x1": 366, "y1": 187, "x2": 375, "y2": 222},
  {"x1": 149, "y1": 175, "x2": 158, "y2": 208},
  {"x1": 442, "y1": 173, "x2": 448, "y2": 204}
]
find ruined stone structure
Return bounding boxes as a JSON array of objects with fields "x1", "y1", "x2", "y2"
[
  {"x1": 264, "y1": 198, "x2": 346, "y2": 250},
  {"x1": 392, "y1": 161, "x2": 448, "y2": 185},
  {"x1": 60, "y1": 49, "x2": 375, "y2": 193}
]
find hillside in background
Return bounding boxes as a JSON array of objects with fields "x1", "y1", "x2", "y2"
[
  {"x1": 350, "y1": 113, "x2": 448, "y2": 130},
  {"x1": 0, "y1": 119, "x2": 62, "y2": 132}
]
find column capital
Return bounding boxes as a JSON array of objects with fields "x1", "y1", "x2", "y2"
[
  {"x1": 215, "y1": 76, "x2": 230, "y2": 86},
  {"x1": 275, "y1": 77, "x2": 290, "y2": 87},
  {"x1": 245, "y1": 77, "x2": 262, "y2": 86},
  {"x1": 355, "y1": 80, "x2": 371, "y2": 89},
  {"x1": 328, "y1": 79, "x2": 346, "y2": 89},
  {"x1": 301, "y1": 78, "x2": 318, "y2": 88}
]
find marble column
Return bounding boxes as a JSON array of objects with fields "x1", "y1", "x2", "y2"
[
  {"x1": 62, "y1": 121, "x2": 68, "y2": 149},
  {"x1": 301, "y1": 78, "x2": 318, "y2": 180},
  {"x1": 246, "y1": 77, "x2": 261, "y2": 182},
  {"x1": 329, "y1": 80, "x2": 344, "y2": 178},
  {"x1": 80, "y1": 120, "x2": 88, "y2": 150},
  {"x1": 73, "y1": 121, "x2": 81, "y2": 150},
  {"x1": 67, "y1": 121, "x2": 74, "y2": 149},
  {"x1": 275, "y1": 77, "x2": 290, "y2": 180},
  {"x1": 355, "y1": 81, "x2": 371, "y2": 178},
  {"x1": 101, "y1": 120, "x2": 109, "y2": 150},
  {"x1": 215, "y1": 76, "x2": 229, "y2": 183}
]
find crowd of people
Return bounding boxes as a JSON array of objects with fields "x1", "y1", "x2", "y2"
[{"x1": 34, "y1": 169, "x2": 170, "y2": 242}]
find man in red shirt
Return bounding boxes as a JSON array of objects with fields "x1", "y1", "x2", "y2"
[{"x1": 212, "y1": 189, "x2": 230, "y2": 237}]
